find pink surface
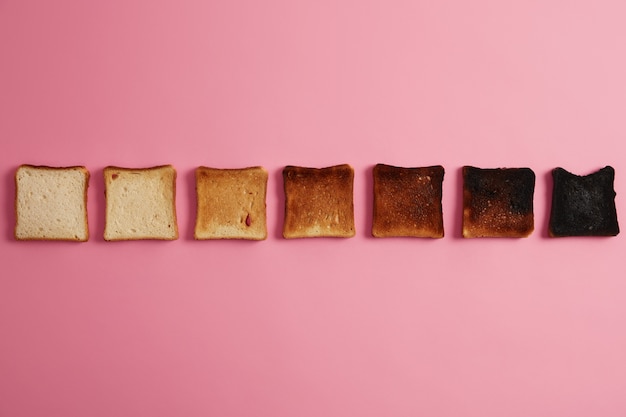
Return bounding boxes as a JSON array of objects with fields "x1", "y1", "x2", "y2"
[{"x1": 1, "y1": 1, "x2": 625, "y2": 416}]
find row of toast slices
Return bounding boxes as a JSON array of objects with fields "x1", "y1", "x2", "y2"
[{"x1": 14, "y1": 163, "x2": 619, "y2": 241}]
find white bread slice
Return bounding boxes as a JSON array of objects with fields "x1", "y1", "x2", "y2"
[
  {"x1": 103, "y1": 165, "x2": 178, "y2": 241},
  {"x1": 194, "y1": 166, "x2": 268, "y2": 240},
  {"x1": 15, "y1": 165, "x2": 90, "y2": 241}
]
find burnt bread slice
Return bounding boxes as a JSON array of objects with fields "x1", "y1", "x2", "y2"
[
  {"x1": 462, "y1": 166, "x2": 535, "y2": 238},
  {"x1": 549, "y1": 166, "x2": 619, "y2": 237},
  {"x1": 372, "y1": 164, "x2": 445, "y2": 238},
  {"x1": 194, "y1": 166, "x2": 268, "y2": 240},
  {"x1": 283, "y1": 164, "x2": 355, "y2": 238}
]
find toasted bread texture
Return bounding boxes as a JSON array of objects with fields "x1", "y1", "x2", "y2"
[
  {"x1": 15, "y1": 165, "x2": 90, "y2": 241},
  {"x1": 372, "y1": 164, "x2": 445, "y2": 238},
  {"x1": 103, "y1": 165, "x2": 178, "y2": 241},
  {"x1": 462, "y1": 166, "x2": 535, "y2": 238},
  {"x1": 549, "y1": 166, "x2": 619, "y2": 237},
  {"x1": 283, "y1": 164, "x2": 355, "y2": 238},
  {"x1": 194, "y1": 166, "x2": 268, "y2": 240}
]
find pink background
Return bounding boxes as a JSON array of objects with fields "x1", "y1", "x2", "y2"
[{"x1": 1, "y1": 1, "x2": 625, "y2": 416}]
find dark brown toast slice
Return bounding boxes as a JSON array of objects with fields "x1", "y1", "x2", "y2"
[
  {"x1": 283, "y1": 164, "x2": 355, "y2": 238},
  {"x1": 549, "y1": 166, "x2": 619, "y2": 237},
  {"x1": 195, "y1": 166, "x2": 268, "y2": 240},
  {"x1": 462, "y1": 166, "x2": 535, "y2": 238},
  {"x1": 372, "y1": 164, "x2": 445, "y2": 238}
]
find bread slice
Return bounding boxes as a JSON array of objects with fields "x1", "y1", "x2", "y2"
[
  {"x1": 103, "y1": 165, "x2": 178, "y2": 241},
  {"x1": 283, "y1": 164, "x2": 355, "y2": 238},
  {"x1": 194, "y1": 166, "x2": 268, "y2": 240},
  {"x1": 549, "y1": 166, "x2": 619, "y2": 237},
  {"x1": 15, "y1": 165, "x2": 90, "y2": 241},
  {"x1": 462, "y1": 166, "x2": 535, "y2": 238},
  {"x1": 372, "y1": 164, "x2": 445, "y2": 238}
]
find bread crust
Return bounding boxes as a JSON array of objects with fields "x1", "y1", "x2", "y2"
[
  {"x1": 372, "y1": 164, "x2": 445, "y2": 238},
  {"x1": 548, "y1": 166, "x2": 619, "y2": 237},
  {"x1": 14, "y1": 164, "x2": 90, "y2": 242},
  {"x1": 462, "y1": 166, "x2": 535, "y2": 238},
  {"x1": 103, "y1": 165, "x2": 178, "y2": 241},
  {"x1": 194, "y1": 166, "x2": 268, "y2": 240},
  {"x1": 283, "y1": 164, "x2": 355, "y2": 238}
]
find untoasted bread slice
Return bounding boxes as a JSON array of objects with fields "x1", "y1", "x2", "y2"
[
  {"x1": 15, "y1": 165, "x2": 90, "y2": 241},
  {"x1": 372, "y1": 164, "x2": 445, "y2": 238},
  {"x1": 103, "y1": 165, "x2": 178, "y2": 241},
  {"x1": 283, "y1": 164, "x2": 355, "y2": 238},
  {"x1": 462, "y1": 166, "x2": 535, "y2": 238},
  {"x1": 549, "y1": 166, "x2": 619, "y2": 237},
  {"x1": 194, "y1": 166, "x2": 268, "y2": 240}
]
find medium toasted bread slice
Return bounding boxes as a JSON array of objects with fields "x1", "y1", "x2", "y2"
[
  {"x1": 283, "y1": 164, "x2": 355, "y2": 238},
  {"x1": 15, "y1": 165, "x2": 90, "y2": 241},
  {"x1": 372, "y1": 164, "x2": 445, "y2": 238},
  {"x1": 194, "y1": 166, "x2": 268, "y2": 240},
  {"x1": 103, "y1": 165, "x2": 178, "y2": 241},
  {"x1": 462, "y1": 166, "x2": 535, "y2": 238},
  {"x1": 549, "y1": 166, "x2": 619, "y2": 237}
]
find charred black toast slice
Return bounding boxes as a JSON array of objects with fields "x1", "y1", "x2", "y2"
[
  {"x1": 549, "y1": 166, "x2": 619, "y2": 237},
  {"x1": 462, "y1": 166, "x2": 535, "y2": 238}
]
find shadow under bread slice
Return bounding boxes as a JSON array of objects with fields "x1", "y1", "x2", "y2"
[
  {"x1": 462, "y1": 166, "x2": 535, "y2": 238},
  {"x1": 372, "y1": 164, "x2": 445, "y2": 238},
  {"x1": 549, "y1": 166, "x2": 619, "y2": 237}
]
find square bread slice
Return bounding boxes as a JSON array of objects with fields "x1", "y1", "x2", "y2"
[
  {"x1": 103, "y1": 165, "x2": 178, "y2": 241},
  {"x1": 462, "y1": 166, "x2": 535, "y2": 238},
  {"x1": 283, "y1": 164, "x2": 355, "y2": 238},
  {"x1": 15, "y1": 165, "x2": 90, "y2": 241},
  {"x1": 372, "y1": 164, "x2": 445, "y2": 238},
  {"x1": 549, "y1": 166, "x2": 619, "y2": 237},
  {"x1": 195, "y1": 166, "x2": 268, "y2": 240}
]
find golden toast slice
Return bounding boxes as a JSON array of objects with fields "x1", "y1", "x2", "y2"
[{"x1": 195, "y1": 166, "x2": 268, "y2": 240}]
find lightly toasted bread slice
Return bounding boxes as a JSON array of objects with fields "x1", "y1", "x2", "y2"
[
  {"x1": 194, "y1": 166, "x2": 268, "y2": 240},
  {"x1": 283, "y1": 164, "x2": 355, "y2": 238},
  {"x1": 103, "y1": 165, "x2": 178, "y2": 241},
  {"x1": 372, "y1": 164, "x2": 445, "y2": 238},
  {"x1": 549, "y1": 166, "x2": 619, "y2": 237},
  {"x1": 462, "y1": 166, "x2": 535, "y2": 238},
  {"x1": 15, "y1": 165, "x2": 90, "y2": 241}
]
